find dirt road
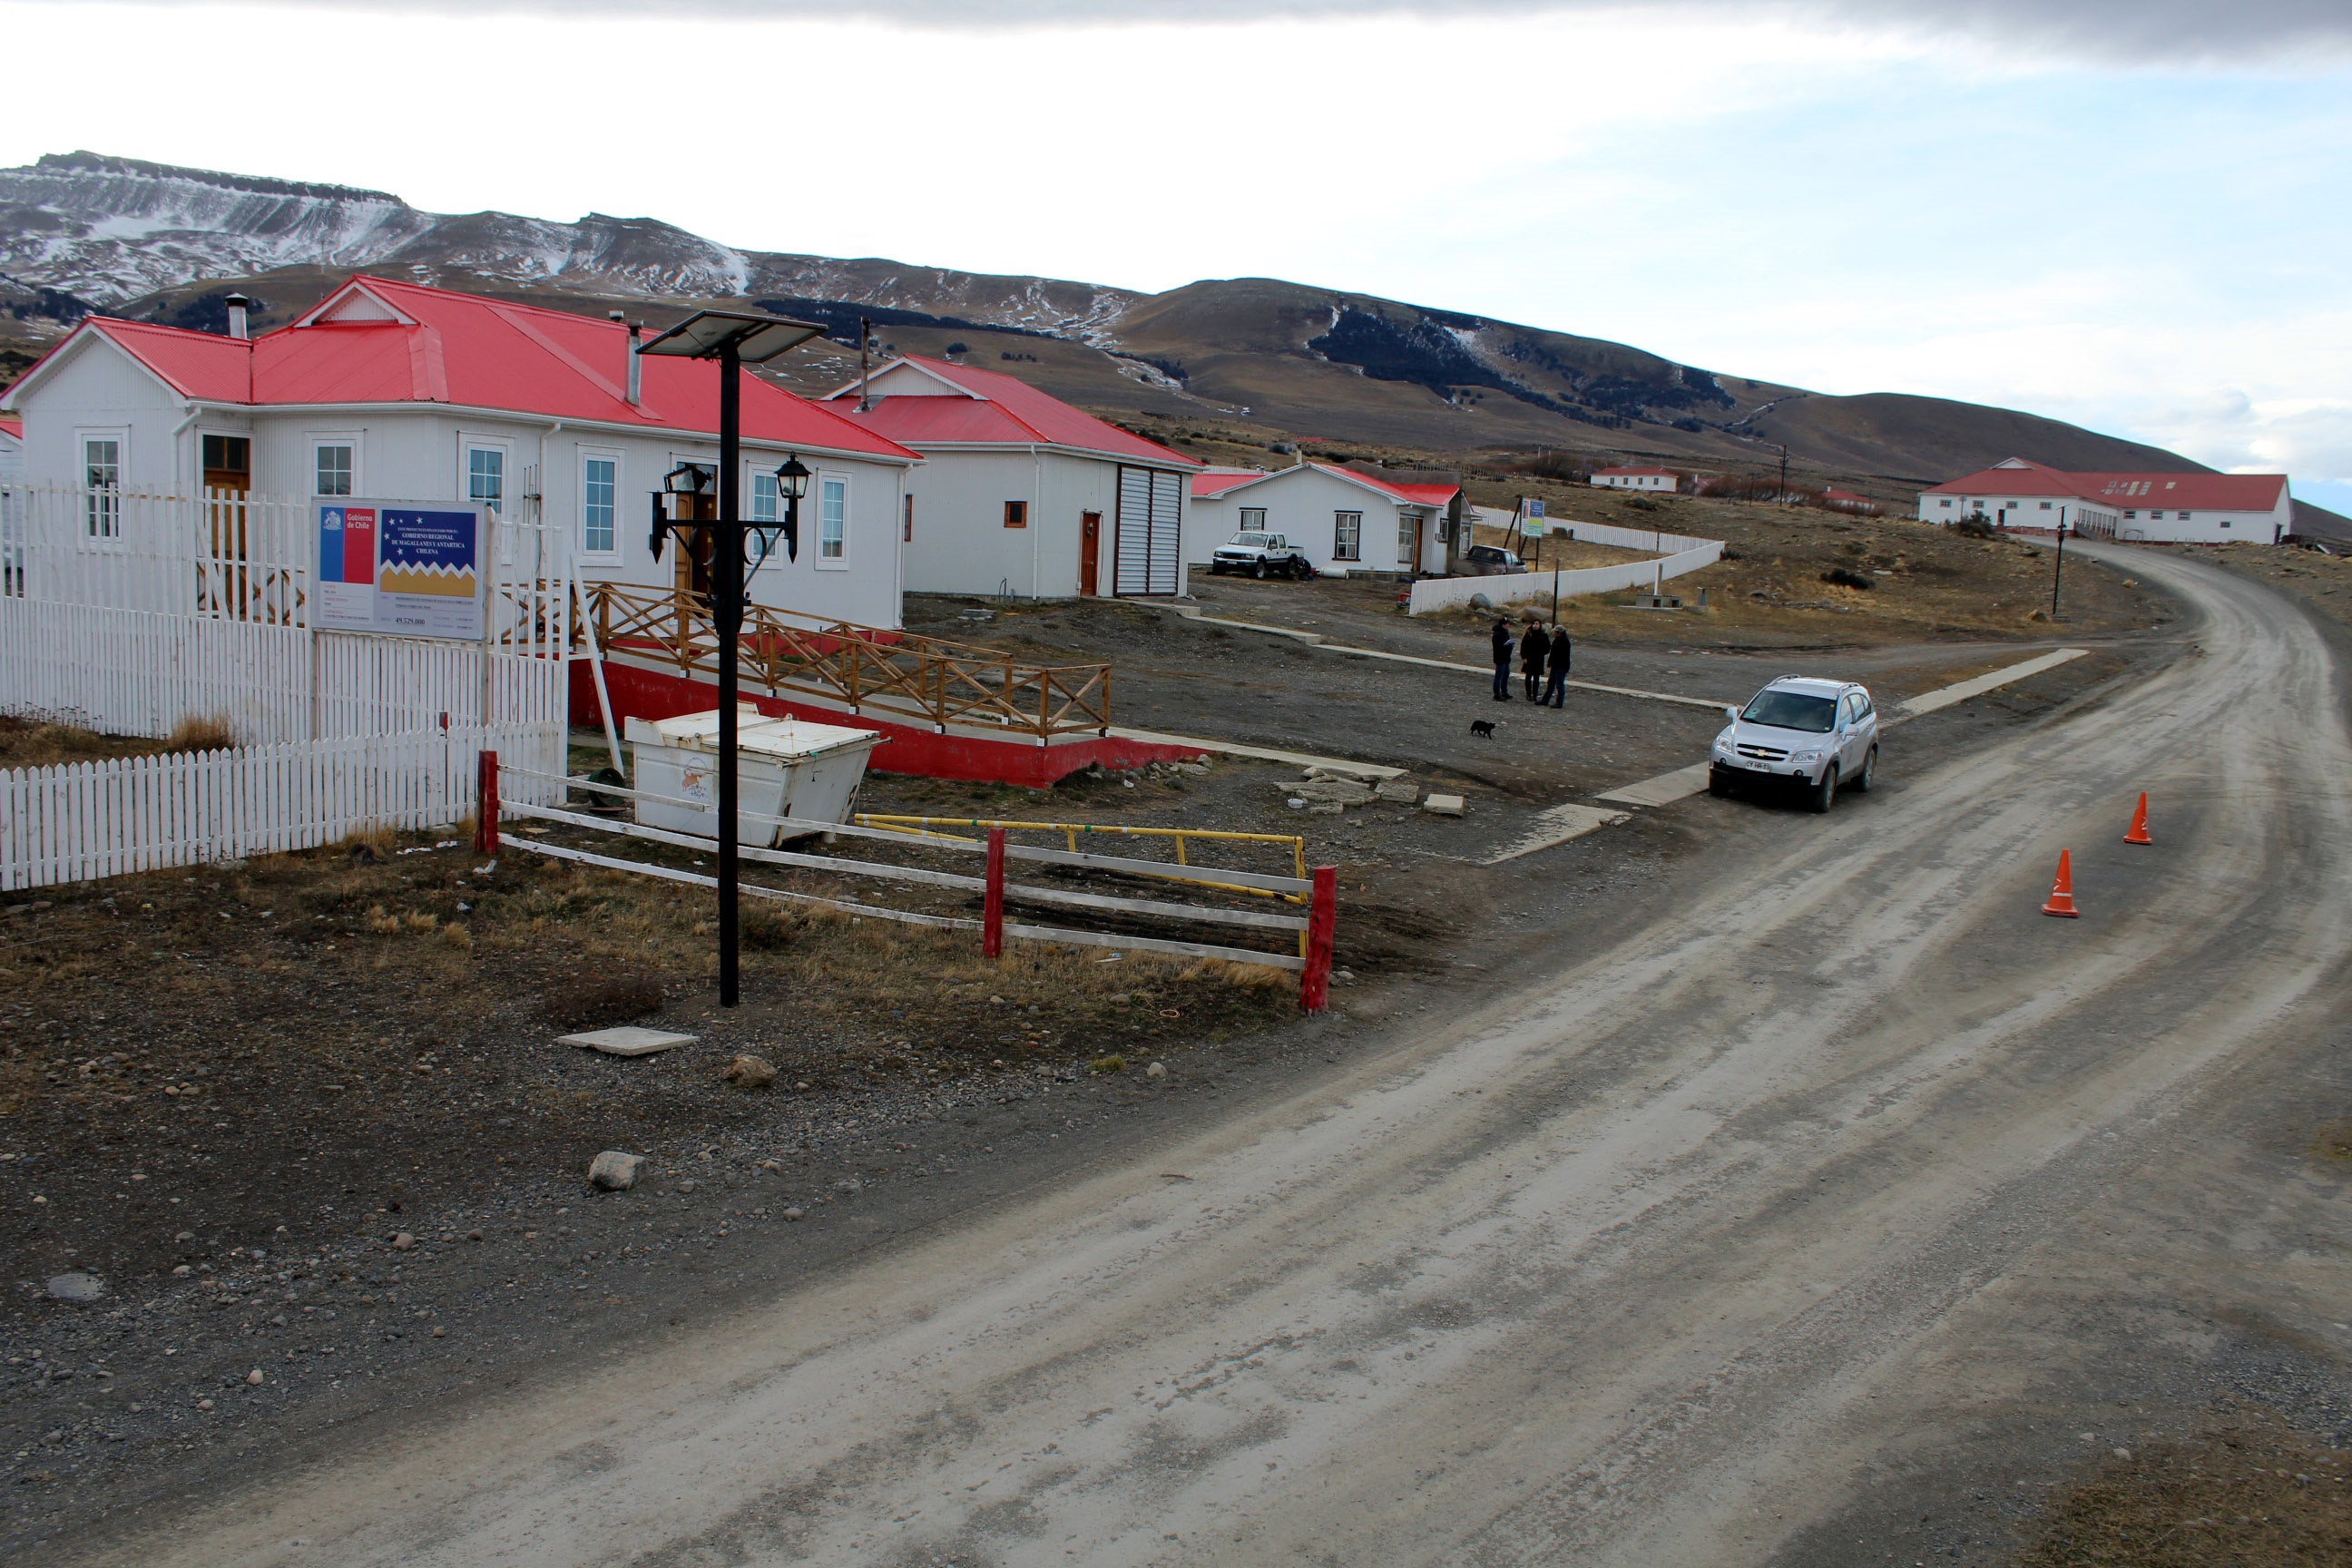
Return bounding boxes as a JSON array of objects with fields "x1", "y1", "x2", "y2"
[{"x1": 84, "y1": 544, "x2": 2352, "y2": 1564}]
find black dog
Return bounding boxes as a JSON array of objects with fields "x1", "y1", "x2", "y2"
[{"x1": 1469, "y1": 719, "x2": 1497, "y2": 739}]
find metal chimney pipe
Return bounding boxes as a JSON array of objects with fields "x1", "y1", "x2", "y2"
[
  {"x1": 224, "y1": 293, "x2": 250, "y2": 340},
  {"x1": 610, "y1": 311, "x2": 642, "y2": 405}
]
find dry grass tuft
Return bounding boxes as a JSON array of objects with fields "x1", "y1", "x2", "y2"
[
  {"x1": 437, "y1": 921, "x2": 473, "y2": 950},
  {"x1": 164, "y1": 712, "x2": 240, "y2": 754},
  {"x1": 2020, "y1": 1408, "x2": 2352, "y2": 1567},
  {"x1": 544, "y1": 971, "x2": 667, "y2": 1030},
  {"x1": 1088, "y1": 1054, "x2": 1128, "y2": 1074},
  {"x1": 2310, "y1": 1118, "x2": 2352, "y2": 1163}
]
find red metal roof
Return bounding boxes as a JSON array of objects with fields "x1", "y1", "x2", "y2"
[
  {"x1": 831, "y1": 356, "x2": 1196, "y2": 468},
  {"x1": 0, "y1": 414, "x2": 20, "y2": 439},
  {"x1": 1193, "y1": 468, "x2": 1271, "y2": 497},
  {"x1": 1190, "y1": 462, "x2": 1457, "y2": 506},
  {"x1": 17, "y1": 277, "x2": 917, "y2": 462},
  {"x1": 1926, "y1": 458, "x2": 2287, "y2": 511}
]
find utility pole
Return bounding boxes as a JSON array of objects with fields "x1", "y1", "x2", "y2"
[
  {"x1": 858, "y1": 316, "x2": 873, "y2": 413},
  {"x1": 2051, "y1": 508, "x2": 2068, "y2": 621},
  {"x1": 1778, "y1": 443, "x2": 1789, "y2": 504}
]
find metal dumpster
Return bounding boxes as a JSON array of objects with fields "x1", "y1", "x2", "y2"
[{"x1": 624, "y1": 707, "x2": 882, "y2": 847}]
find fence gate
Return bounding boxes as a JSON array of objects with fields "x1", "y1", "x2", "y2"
[{"x1": 1113, "y1": 467, "x2": 1182, "y2": 597}]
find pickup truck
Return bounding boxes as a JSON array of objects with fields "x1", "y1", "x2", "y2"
[{"x1": 1209, "y1": 532, "x2": 1316, "y2": 580}]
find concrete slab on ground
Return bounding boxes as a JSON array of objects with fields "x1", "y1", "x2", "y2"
[
  {"x1": 1482, "y1": 803, "x2": 1634, "y2": 864},
  {"x1": 562, "y1": 1026, "x2": 699, "y2": 1058}
]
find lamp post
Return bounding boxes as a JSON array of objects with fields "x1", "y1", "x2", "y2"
[{"x1": 636, "y1": 309, "x2": 824, "y2": 1007}]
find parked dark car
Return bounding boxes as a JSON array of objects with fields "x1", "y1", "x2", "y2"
[{"x1": 1458, "y1": 544, "x2": 1525, "y2": 575}]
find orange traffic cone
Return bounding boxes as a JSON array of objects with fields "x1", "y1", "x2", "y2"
[
  {"x1": 2123, "y1": 792, "x2": 2152, "y2": 846},
  {"x1": 2042, "y1": 850, "x2": 2080, "y2": 917}
]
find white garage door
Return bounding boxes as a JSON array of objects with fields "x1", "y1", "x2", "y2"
[{"x1": 1114, "y1": 466, "x2": 1182, "y2": 597}]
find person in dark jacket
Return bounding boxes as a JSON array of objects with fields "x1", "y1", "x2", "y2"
[
  {"x1": 1490, "y1": 617, "x2": 1514, "y2": 701},
  {"x1": 1544, "y1": 623, "x2": 1573, "y2": 707},
  {"x1": 1519, "y1": 620, "x2": 1549, "y2": 701}
]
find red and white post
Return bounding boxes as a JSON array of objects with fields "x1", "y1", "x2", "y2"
[
  {"x1": 982, "y1": 828, "x2": 1006, "y2": 959},
  {"x1": 474, "y1": 750, "x2": 500, "y2": 856},
  {"x1": 1298, "y1": 865, "x2": 1338, "y2": 1013}
]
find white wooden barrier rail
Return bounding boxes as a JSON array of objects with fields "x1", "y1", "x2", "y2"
[
  {"x1": 504, "y1": 801, "x2": 1308, "y2": 935},
  {"x1": 498, "y1": 766, "x2": 1313, "y2": 897},
  {"x1": 506, "y1": 834, "x2": 1306, "y2": 971}
]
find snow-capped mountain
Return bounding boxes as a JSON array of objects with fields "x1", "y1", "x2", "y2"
[{"x1": 0, "y1": 151, "x2": 1137, "y2": 338}]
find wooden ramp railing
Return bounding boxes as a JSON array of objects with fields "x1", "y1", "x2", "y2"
[{"x1": 579, "y1": 581, "x2": 1112, "y2": 740}]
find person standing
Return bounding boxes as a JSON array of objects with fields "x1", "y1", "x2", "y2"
[
  {"x1": 1544, "y1": 622, "x2": 1573, "y2": 708},
  {"x1": 1490, "y1": 617, "x2": 1514, "y2": 701},
  {"x1": 1519, "y1": 619, "x2": 1548, "y2": 701}
]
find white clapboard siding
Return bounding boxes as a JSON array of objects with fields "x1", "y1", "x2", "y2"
[{"x1": 0, "y1": 727, "x2": 563, "y2": 892}]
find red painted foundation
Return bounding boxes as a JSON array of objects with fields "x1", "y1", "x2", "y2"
[{"x1": 571, "y1": 660, "x2": 1206, "y2": 788}]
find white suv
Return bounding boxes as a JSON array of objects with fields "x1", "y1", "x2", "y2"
[{"x1": 1709, "y1": 676, "x2": 1879, "y2": 812}]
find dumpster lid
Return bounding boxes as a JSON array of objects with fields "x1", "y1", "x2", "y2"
[{"x1": 627, "y1": 707, "x2": 881, "y2": 760}]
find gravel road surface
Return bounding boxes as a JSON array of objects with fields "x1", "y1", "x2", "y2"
[{"x1": 76, "y1": 544, "x2": 2352, "y2": 1564}]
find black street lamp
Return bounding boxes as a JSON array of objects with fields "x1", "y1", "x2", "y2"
[{"x1": 637, "y1": 309, "x2": 825, "y2": 1008}]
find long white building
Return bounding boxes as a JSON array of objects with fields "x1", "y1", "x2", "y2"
[{"x1": 1918, "y1": 456, "x2": 2292, "y2": 544}]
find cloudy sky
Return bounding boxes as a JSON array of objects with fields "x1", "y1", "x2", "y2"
[{"x1": 4, "y1": 0, "x2": 2347, "y2": 506}]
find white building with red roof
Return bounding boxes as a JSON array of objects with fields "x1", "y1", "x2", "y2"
[
  {"x1": 825, "y1": 355, "x2": 1197, "y2": 600},
  {"x1": 1591, "y1": 466, "x2": 1680, "y2": 493},
  {"x1": 0, "y1": 276, "x2": 924, "y2": 629},
  {"x1": 1919, "y1": 457, "x2": 2292, "y2": 544},
  {"x1": 1189, "y1": 461, "x2": 1462, "y2": 579}
]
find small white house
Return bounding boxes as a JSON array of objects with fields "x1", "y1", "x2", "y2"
[
  {"x1": 0, "y1": 275, "x2": 926, "y2": 630},
  {"x1": 827, "y1": 356, "x2": 1197, "y2": 600},
  {"x1": 1918, "y1": 456, "x2": 2292, "y2": 544},
  {"x1": 1592, "y1": 466, "x2": 1678, "y2": 493},
  {"x1": 1189, "y1": 462, "x2": 1460, "y2": 578}
]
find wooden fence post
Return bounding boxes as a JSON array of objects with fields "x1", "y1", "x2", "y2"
[
  {"x1": 475, "y1": 749, "x2": 500, "y2": 855},
  {"x1": 1299, "y1": 865, "x2": 1337, "y2": 1013},
  {"x1": 982, "y1": 827, "x2": 1005, "y2": 958}
]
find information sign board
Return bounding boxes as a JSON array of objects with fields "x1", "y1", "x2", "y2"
[{"x1": 316, "y1": 499, "x2": 485, "y2": 640}]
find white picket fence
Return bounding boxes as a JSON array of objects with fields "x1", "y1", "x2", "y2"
[
  {"x1": 0, "y1": 482, "x2": 575, "y2": 747},
  {"x1": 0, "y1": 726, "x2": 564, "y2": 891},
  {"x1": 1409, "y1": 518, "x2": 1724, "y2": 615}
]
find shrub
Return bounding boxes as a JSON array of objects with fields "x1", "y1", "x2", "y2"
[
  {"x1": 1821, "y1": 567, "x2": 1875, "y2": 591},
  {"x1": 545, "y1": 972, "x2": 664, "y2": 1029},
  {"x1": 1088, "y1": 1054, "x2": 1128, "y2": 1074}
]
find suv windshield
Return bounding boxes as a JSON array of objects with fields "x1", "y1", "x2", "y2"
[
  {"x1": 1229, "y1": 534, "x2": 1271, "y2": 548},
  {"x1": 1741, "y1": 690, "x2": 1838, "y2": 733}
]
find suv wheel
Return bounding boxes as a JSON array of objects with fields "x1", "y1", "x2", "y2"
[
  {"x1": 1849, "y1": 746, "x2": 1877, "y2": 793},
  {"x1": 1709, "y1": 765, "x2": 1734, "y2": 799},
  {"x1": 1251, "y1": 560, "x2": 1267, "y2": 579},
  {"x1": 1807, "y1": 763, "x2": 1838, "y2": 815}
]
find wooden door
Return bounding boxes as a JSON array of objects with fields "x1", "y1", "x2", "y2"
[
  {"x1": 1079, "y1": 511, "x2": 1102, "y2": 596},
  {"x1": 201, "y1": 435, "x2": 251, "y2": 618}
]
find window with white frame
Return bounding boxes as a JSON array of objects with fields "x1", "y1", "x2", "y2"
[
  {"x1": 819, "y1": 474, "x2": 847, "y2": 564},
  {"x1": 1397, "y1": 512, "x2": 1416, "y2": 563},
  {"x1": 313, "y1": 438, "x2": 356, "y2": 497},
  {"x1": 80, "y1": 432, "x2": 122, "y2": 538},
  {"x1": 466, "y1": 444, "x2": 506, "y2": 516},
  {"x1": 581, "y1": 450, "x2": 620, "y2": 558},
  {"x1": 1239, "y1": 507, "x2": 1267, "y2": 531},
  {"x1": 749, "y1": 466, "x2": 784, "y2": 558},
  {"x1": 1334, "y1": 510, "x2": 1362, "y2": 561},
  {"x1": 1938, "y1": 498, "x2": 1953, "y2": 507}
]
